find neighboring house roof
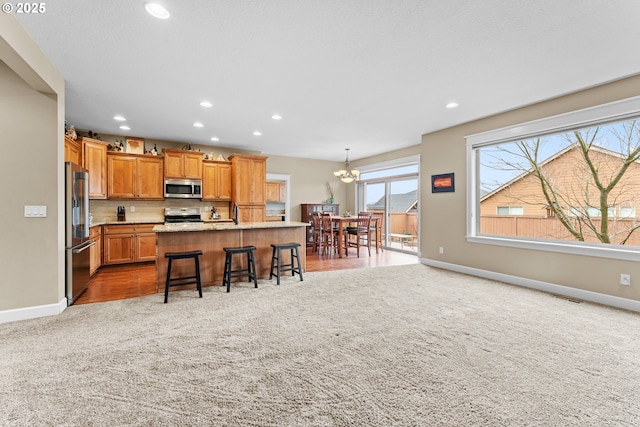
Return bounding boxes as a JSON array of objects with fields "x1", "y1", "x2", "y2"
[
  {"x1": 480, "y1": 142, "x2": 637, "y2": 202},
  {"x1": 368, "y1": 189, "x2": 418, "y2": 212}
]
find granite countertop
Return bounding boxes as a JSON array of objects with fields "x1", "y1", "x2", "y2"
[
  {"x1": 90, "y1": 220, "x2": 163, "y2": 227},
  {"x1": 91, "y1": 219, "x2": 233, "y2": 227},
  {"x1": 153, "y1": 221, "x2": 309, "y2": 233}
]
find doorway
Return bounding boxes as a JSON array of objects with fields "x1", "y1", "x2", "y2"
[{"x1": 357, "y1": 162, "x2": 419, "y2": 254}]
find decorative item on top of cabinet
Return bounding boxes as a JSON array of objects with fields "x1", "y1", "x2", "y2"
[
  {"x1": 202, "y1": 159, "x2": 232, "y2": 201},
  {"x1": 80, "y1": 137, "x2": 108, "y2": 199},
  {"x1": 163, "y1": 148, "x2": 203, "y2": 179},
  {"x1": 229, "y1": 154, "x2": 267, "y2": 222},
  {"x1": 107, "y1": 152, "x2": 164, "y2": 200}
]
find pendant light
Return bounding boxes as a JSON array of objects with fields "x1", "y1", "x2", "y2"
[{"x1": 333, "y1": 148, "x2": 360, "y2": 183}]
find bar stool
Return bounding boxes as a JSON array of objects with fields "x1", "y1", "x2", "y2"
[
  {"x1": 222, "y1": 246, "x2": 258, "y2": 292},
  {"x1": 269, "y1": 242, "x2": 303, "y2": 285},
  {"x1": 164, "y1": 250, "x2": 203, "y2": 303}
]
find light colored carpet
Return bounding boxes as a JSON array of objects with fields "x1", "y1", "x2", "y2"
[{"x1": 1, "y1": 264, "x2": 640, "y2": 426}]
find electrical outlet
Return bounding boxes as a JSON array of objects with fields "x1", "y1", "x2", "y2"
[
  {"x1": 620, "y1": 274, "x2": 631, "y2": 286},
  {"x1": 130, "y1": 206, "x2": 135, "y2": 212},
  {"x1": 439, "y1": 247, "x2": 444, "y2": 254}
]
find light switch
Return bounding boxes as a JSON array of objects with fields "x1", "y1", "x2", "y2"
[{"x1": 24, "y1": 205, "x2": 47, "y2": 217}]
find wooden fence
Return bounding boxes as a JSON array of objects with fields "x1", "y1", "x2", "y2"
[{"x1": 480, "y1": 215, "x2": 640, "y2": 246}]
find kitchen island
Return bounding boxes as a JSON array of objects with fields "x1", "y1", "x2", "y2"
[{"x1": 153, "y1": 221, "x2": 308, "y2": 292}]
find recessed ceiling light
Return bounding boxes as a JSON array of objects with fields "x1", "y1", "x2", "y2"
[
  {"x1": 253, "y1": 131, "x2": 262, "y2": 136},
  {"x1": 210, "y1": 137, "x2": 219, "y2": 142},
  {"x1": 193, "y1": 122, "x2": 204, "y2": 128},
  {"x1": 200, "y1": 101, "x2": 213, "y2": 108},
  {"x1": 446, "y1": 102, "x2": 459, "y2": 109},
  {"x1": 119, "y1": 125, "x2": 130, "y2": 130},
  {"x1": 145, "y1": 3, "x2": 170, "y2": 19},
  {"x1": 271, "y1": 114, "x2": 282, "y2": 120},
  {"x1": 113, "y1": 115, "x2": 126, "y2": 121}
]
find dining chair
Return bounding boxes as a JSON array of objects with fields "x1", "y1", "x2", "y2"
[
  {"x1": 320, "y1": 213, "x2": 340, "y2": 256},
  {"x1": 346, "y1": 214, "x2": 372, "y2": 257},
  {"x1": 311, "y1": 212, "x2": 323, "y2": 252},
  {"x1": 370, "y1": 212, "x2": 384, "y2": 253}
]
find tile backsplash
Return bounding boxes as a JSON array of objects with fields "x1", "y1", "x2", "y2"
[{"x1": 90, "y1": 199, "x2": 231, "y2": 223}]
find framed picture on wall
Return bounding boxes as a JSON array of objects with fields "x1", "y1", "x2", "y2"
[{"x1": 431, "y1": 173, "x2": 454, "y2": 193}]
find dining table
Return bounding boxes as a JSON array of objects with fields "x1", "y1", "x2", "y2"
[{"x1": 330, "y1": 215, "x2": 378, "y2": 258}]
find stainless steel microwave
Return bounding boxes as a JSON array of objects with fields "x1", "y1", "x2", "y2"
[{"x1": 164, "y1": 178, "x2": 202, "y2": 199}]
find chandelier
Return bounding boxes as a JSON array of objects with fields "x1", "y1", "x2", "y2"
[{"x1": 333, "y1": 148, "x2": 360, "y2": 183}]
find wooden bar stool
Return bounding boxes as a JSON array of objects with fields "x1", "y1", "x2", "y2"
[
  {"x1": 164, "y1": 250, "x2": 203, "y2": 303},
  {"x1": 222, "y1": 246, "x2": 258, "y2": 292},
  {"x1": 269, "y1": 242, "x2": 304, "y2": 285}
]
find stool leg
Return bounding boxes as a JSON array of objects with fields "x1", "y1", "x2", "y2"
[
  {"x1": 289, "y1": 248, "x2": 295, "y2": 277},
  {"x1": 195, "y1": 255, "x2": 202, "y2": 298},
  {"x1": 164, "y1": 257, "x2": 172, "y2": 303},
  {"x1": 250, "y1": 250, "x2": 258, "y2": 288},
  {"x1": 294, "y1": 246, "x2": 303, "y2": 282},
  {"x1": 276, "y1": 248, "x2": 282, "y2": 285},
  {"x1": 269, "y1": 246, "x2": 276, "y2": 280},
  {"x1": 224, "y1": 253, "x2": 232, "y2": 293}
]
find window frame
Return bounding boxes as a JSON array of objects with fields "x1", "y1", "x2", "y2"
[{"x1": 466, "y1": 95, "x2": 640, "y2": 262}]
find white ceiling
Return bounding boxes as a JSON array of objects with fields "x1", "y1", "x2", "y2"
[{"x1": 15, "y1": 0, "x2": 640, "y2": 162}]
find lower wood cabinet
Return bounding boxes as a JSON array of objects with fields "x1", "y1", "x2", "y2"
[
  {"x1": 103, "y1": 224, "x2": 158, "y2": 265},
  {"x1": 89, "y1": 225, "x2": 102, "y2": 275}
]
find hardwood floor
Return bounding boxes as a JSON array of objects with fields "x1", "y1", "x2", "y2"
[{"x1": 75, "y1": 247, "x2": 419, "y2": 305}]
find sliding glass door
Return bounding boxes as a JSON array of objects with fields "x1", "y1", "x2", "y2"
[{"x1": 357, "y1": 163, "x2": 419, "y2": 254}]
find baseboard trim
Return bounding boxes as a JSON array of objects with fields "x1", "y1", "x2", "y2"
[
  {"x1": 0, "y1": 298, "x2": 68, "y2": 324},
  {"x1": 421, "y1": 258, "x2": 640, "y2": 313}
]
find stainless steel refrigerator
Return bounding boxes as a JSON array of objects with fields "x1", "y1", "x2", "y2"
[{"x1": 65, "y1": 162, "x2": 95, "y2": 305}]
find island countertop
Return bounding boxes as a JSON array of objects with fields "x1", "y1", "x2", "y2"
[
  {"x1": 154, "y1": 221, "x2": 308, "y2": 292},
  {"x1": 153, "y1": 221, "x2": 308, "y2": 233}
]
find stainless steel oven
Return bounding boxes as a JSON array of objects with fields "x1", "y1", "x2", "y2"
[{"x1": 164, "y1": 178, "x2": 202, "y2": 199}]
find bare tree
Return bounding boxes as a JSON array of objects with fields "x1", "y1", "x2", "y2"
[{"x1": 481, "y1": 120, "x2": 640, "y2": 244}]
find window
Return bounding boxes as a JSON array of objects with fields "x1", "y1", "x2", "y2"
[
  {"x1": 619, "y1": 207, "x2": 636, "y2": 218},
  {"x1": 496, "y1": 206, "x2": 523, "y2": 215},
  {"x1": 467, "y1": 96, "x2": 640, "y2": 261}
]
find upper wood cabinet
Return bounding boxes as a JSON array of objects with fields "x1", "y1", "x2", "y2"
[
  {"x1": 64, "y1": 136, "x2": 82, "y2": 165},
  {"x1": 229, "y1": 154, "x2": 267, "y2": 205},
  {"x1": 265, "y1": 181, "x2": 285, "y2": 203},
  {"x1": 107, "y1": 152, "x2": 164, "y2": 200},
  {"x1": 202, "y1": 160, "x2": 232, "y2": 201},
  {"x1": 81, "y1": 137, "x2": 108, "y2": 199},
  {"x1": 163, "y1": 149, "x2": 203, "y2": 179}
]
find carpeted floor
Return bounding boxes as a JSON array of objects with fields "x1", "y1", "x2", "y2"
[{"x1": 1, "y1": 264, "x2": 640, "y2": 426}]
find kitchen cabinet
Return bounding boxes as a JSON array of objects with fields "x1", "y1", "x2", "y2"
[
  {"x1": 64, "y1": 136, "x2": 82, "y2": 165},
  {"x1": 107, "y1": 152, "x2": 164, "y2": 200},
  {"x1": 163, "y1": 149, "x2": 203, "y2": 179},
  {"x1": 81, "y1": 137, "x2": 108, "y2": 199},
  {"x1": 237, "y1": 205, "x2": 266, "y2": 223},
  {"x1": 266, "y1": 181, "x2": 285, "y2": 203},
  {"x1": 103, "y1": 224, "x2": 157, "y2": 265},
  {"x1": 89, "y1": 225, "x2": 102, "y2": 275},
  {"x1": 300, "y1": 203, "x2": 340, "y2": 247},
  {"x1": 229, "y1": 154, "x2": 267, "y2": 222},
  {"x1": 202, "y1": 160, "x2": 232, "y2": 201}
]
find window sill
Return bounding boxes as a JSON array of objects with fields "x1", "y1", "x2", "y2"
[{"x1": 467, "y1": 235, "x2": 640, "y2": 262}]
